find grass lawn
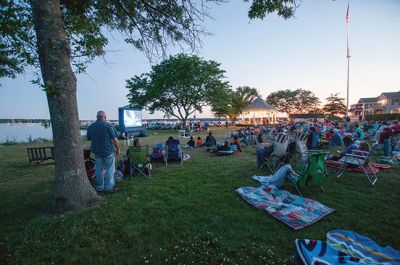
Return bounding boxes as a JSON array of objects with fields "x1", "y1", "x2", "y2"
[{"x1": 1, "y1": 127, "x2": 399, "y2": 264}]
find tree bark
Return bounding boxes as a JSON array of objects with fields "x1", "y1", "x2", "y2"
[{"x1": 31, "y1": 0, "x2": 100, "y2": 211}]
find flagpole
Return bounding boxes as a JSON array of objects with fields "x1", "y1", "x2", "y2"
[{"x1": 345, "y1": 3, "x2": 350, "y2": 120}]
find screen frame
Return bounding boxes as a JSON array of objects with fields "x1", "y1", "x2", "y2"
[{"x1": 118, "y1": 107, "x2": 143, "y2": 132}]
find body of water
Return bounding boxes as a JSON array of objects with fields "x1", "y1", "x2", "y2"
[{"x1": 0, "y1": 123, "x2": 87, "y2": 143}]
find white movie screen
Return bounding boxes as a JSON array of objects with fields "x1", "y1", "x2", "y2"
[{"x1": 124, "y1": 109, "x2": 142, "y2": 127}]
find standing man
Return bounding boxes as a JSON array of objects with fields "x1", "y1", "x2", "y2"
[{"x1": 87, "y1": 111, "x2": 120, "y2": 193}]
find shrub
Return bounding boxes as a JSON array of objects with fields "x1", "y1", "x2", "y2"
[{"x1": 365, "y1": 114, "x2": 400, "y2": 121}]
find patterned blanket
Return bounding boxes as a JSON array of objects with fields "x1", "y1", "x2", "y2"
[{"x1": 236, "y1": 185, "x2": 334, "y2": 230}]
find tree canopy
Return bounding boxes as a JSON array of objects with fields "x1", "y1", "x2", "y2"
[
  {"x1": 322, "y1": 93, "x2": 346, "y2": 116},
  {"x1": 1, "y1": 0, "x2": 300, "y2": 81},
  {"x1": 212, "y1": 86, "x2": 259, "y2": 121},
  {"x1": 245, "y1": 0, "x2": 298, "y2": 20},
  {"x1": 127, "y1": 54, "x2": 229, "y2": 126},
  {"x1": 266, "y1": 88, "x2": 320, "y2": 115},
  {"x1": 1, "y1": 0, "x2": 225, "y2": 80}
]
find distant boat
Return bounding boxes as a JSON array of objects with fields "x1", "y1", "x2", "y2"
[{"x1": 41, "y1": 120, "x2": 51, "y2": 129}]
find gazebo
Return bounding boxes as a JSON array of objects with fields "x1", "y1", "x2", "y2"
[{"x1": 240, "y1": 97, "x2": 277, "y2": 125}]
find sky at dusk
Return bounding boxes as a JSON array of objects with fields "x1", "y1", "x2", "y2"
[{"x1": 1, "y1": 0, "x2": 399, "y2": 120}]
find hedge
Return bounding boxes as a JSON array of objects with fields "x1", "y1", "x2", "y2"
[{"x1": 365, "y1": 114, "x2": 400, "y2": 121}]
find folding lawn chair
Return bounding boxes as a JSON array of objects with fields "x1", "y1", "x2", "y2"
[
  {"x1": 291, "y1": 151, "x2": 329, "y2": 196},
  {"x1": 150, "y1": 143, "x2": 164, "y2": 160},
  {"x1": 288, "y1": 132, "x2": 309, "y2": 170},
  {"x1": 335, "y1": 150, "x2": 378, "y2": 185},
  {"x1": 165, "y1": 140, "x2": 183, "y2": 165},
  {"x1": 129, "y1": 145, "x2": 151, "y2": 178},
  {"x1": 83, "y1": 149, "x2": 96, "y2": 181},
  {"x1": 261, "y1": 133, "x2": 289, "y2": 174}
]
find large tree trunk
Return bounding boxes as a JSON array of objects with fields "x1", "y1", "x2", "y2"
[{"x1": 31, "y1": 0, "x2": 100, "y2": 211}]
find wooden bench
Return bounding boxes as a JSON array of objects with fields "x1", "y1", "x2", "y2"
[{"x1": 27, "y1": 147, "x2": 55, "y2": 166}]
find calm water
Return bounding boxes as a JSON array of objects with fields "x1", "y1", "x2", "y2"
[{"x1": 0, "y1": 123, "x2": 86, "y2": 143}]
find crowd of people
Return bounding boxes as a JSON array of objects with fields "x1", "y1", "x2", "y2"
[{"x1": 87, "y1": 109, "x2": 399, "y2": 194}]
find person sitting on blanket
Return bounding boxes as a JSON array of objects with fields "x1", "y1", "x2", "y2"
[
  {"x1": 205, "y1": 132, "x2": 217, "y2": 147},
  {"x1": 330, "y1": 129, "x2": 344, "y2": 147},
  {"x1": 232, "y1": 135, "x2": 242, "y2": 152},
  {"x1": 186, "y1": 136, "x2": 195, "y2": 148},
  {"x1": 217, "y1": 141, "x2": 230, "y2": 151},
  {"x1": 196, "y1": 136, "x2": 203, "y2": 147}
]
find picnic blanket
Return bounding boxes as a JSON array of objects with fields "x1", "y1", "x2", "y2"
[
  {"x1": 326, "y1": 160, "x2": 391, "y2": 173},
  {"x1": 295, "y1": 230, "x2": 400, "y2": 265},
  {"x1": 236, "y1": 185, "x2": 334, "y2": 230}
]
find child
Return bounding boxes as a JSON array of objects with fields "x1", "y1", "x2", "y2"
[
  {"x1": 187, "y1": 136, "x2": 195, "y2": 147},
  {"x1": 196, "y1": 136, "x2": 203, "y2": 147}
]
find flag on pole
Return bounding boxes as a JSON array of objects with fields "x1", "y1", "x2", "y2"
[{"x1": 346, "y1": 3, "x2": 350, "y2": 24}]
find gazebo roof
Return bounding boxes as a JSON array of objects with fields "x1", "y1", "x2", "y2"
[{"x1": 242, "y1": 97, "x2": 276, "y2": 112}]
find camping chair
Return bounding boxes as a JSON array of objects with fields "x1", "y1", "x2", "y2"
[
  {"x1": 150, "y1": 143, "x2": 164, "y2": 160},
  {"x1": 289, "y1": 139, "x2": 308, "y2": 172},
  {"x1": 83, "y1": 149, "x2": 96, "y2": 181},
  {"x1": 165, "y1": 140, "x2": 183, "y2": 165},
  {"x1": 335, "y1": 150, "x2": 378, "y2": 185},
  {"x1": 261, "y1": 133, "x2": 289, "y2": 174},
  {"x1": 129, "y1": 145, "x2": 151, "y2": 178},
  {"x1": 178, "y1": 129, "x2": 187, "y2": 138},
  {"x1": 291, "y1": 151, "x2": 329, "y2": 196}
]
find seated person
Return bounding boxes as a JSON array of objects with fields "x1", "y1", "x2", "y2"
[
  {"x1": 391, "y1": 121, "x2": 400, "y2": 134},
  {"x1": 257, "y1": 132, "x2": 263, "y2": 143},
  {"x1": 306, "y1": 127, "x2": 319, "y2": 150},
  {"x1": 237, "y1": 130, "x2": 244, "y2": 139},
  {"x1": 166, "y1": 136, "x2": 174, "y2": 145},
  {"x1": 232, "y1": 135, "x2": 242, "y2": 152},
  {"x1": 217, "y1": 141, "x2": 230, "y2": 151},
  {"x1": 165, "y1": 136, "x2": 182, "y2": 160},
  {"x1": 196, "y1": 136, "x2": 203, "y2": 147},
  {"x1": 205, "y1": 132, "x2": 217, "y2": 147},
  {"x1": 353, "y1": 124, "x2": 365, "y2": 140},
  {"x1": 379, "y1": 127, "x2": 392, "y2": 144},
  {"x1": 341, "y1": 136, "x2": 359, "y2": 157},
  {"x1": 186, "y1": 136, "x2": 195, "y2": 147},
  {"x1": 255, "y1": 162, "x2": 298, "y2": 188},
  {"x1": 125, "y1": 138, "x2": 152, "y2": 175},
  {"x1": 166, "y1": 136, "x2": 179, "y2": 146},
  {"x1": 133, "y1": 138, "x2": 141, "y2": 147},
  {"x1": 329, "y1": 136, "x2": 359, "y2": 161},
  {"x1": 330, "y1": 129, "x2": 344, "y2": 146},
  {"x1": 256, "y1": 144, "x2": 274, "y2": 168},
  {"x1": 324, "y1": 130, "x2": 333, "y2": 141},
  {"x1": 358, "y1": 141, "x2": 370, "y2": 152}
]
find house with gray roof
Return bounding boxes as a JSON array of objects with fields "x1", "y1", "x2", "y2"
[
  {"x1": 377, "y1": 91, "x2": 400, "y2": 114},
  {"x1": 350, "y1": 90, "x2": 400, "y2": 120}
]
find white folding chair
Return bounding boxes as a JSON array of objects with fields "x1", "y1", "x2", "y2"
[
  {"x1": 263, "y1": 133, "x2": 289, "y2": 174},
  {"x1": 336, "y1": 150, "x2": 378, "y2": 185}
]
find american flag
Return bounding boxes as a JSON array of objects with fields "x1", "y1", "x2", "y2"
[{"x1": 346, "y1": 3, "x2": 350, "y2": 24}]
